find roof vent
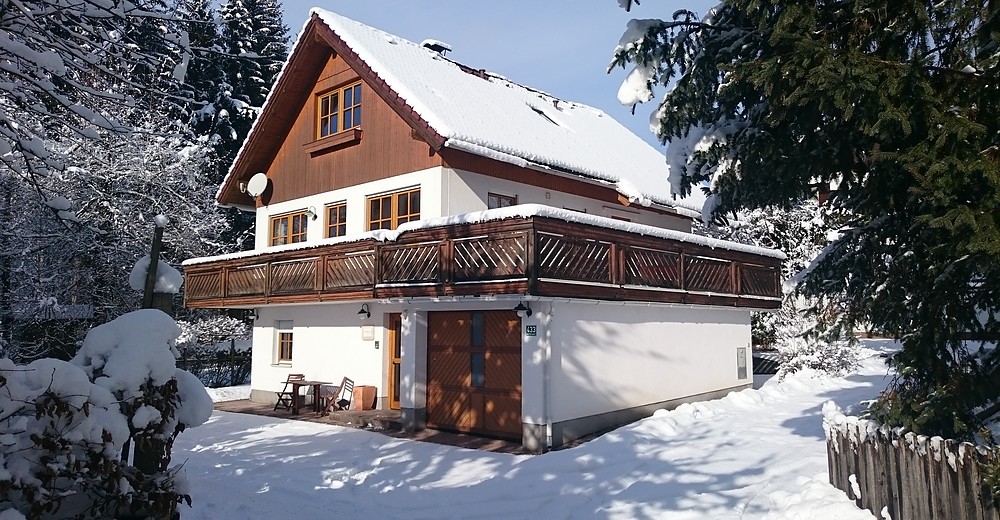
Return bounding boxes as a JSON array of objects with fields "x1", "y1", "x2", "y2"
[{"x1": 420, "y1": 38, "x2": 453, "y2": 55}]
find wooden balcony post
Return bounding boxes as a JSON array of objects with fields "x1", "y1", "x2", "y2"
[
  {"x1": 264, "y1": 262, "x2": 272, "y2": 297},
  {"x1": 441, "y1": 239, "x2": 454, "y2": 284},
  {"x1": 220, "y1": 267, "x2": 229, "y2": 298},
  {"x1": 373, "y1": 243, "x2": 384, "y2": 285},
  {"x1": 610, "y1": 243, "x2": 624, "y2": 286},
  {"x1": 525, "y1": 224, "x2": 537, "y2": 294},
  {"x1": 315, "y1": 254, "x2": 325, "y2": 291},
  {"x1": 679, "y1": 252, "x2": 686, "y2": 291},
  {"x1": 731, "y1": 261, "x2": 739, "y2": 295}
]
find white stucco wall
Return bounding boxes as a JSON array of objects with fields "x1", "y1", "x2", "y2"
[
  {"x1": 253, "y1": 166, "x2": 445, "y2": 249},
  {"x1": 251, "y1": 303, "x2": 389, "y2": 398},
  {"x1": 543, "y1": 301, "x2": 751, "y2": 424},
  {"x1": 251, "y1": 165, "x2": 692, "y2": 249},
  {"x1": 443, "y1": 168, "x2": 692, "y2": 232}
]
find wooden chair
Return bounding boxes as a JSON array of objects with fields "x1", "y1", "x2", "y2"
[
  {"x1": 321, "y1": 377, "x2": 354, "y2": 416},
  {"x1": 273, "y1": 373, "x2": 305, "y2": 411}
]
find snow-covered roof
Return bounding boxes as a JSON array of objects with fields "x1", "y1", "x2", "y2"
[
  {"x1": 216, "y1": 9, "x2": 704, "y2": 216},
  {"x1": 182, "y1": 204, "x2": 784, "y2": 267}
]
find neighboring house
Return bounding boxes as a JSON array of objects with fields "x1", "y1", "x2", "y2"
[{"x1": 182, "y1": 9, "x2": 785, "y2": 452}]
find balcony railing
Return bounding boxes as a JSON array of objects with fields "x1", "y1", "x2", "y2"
[{"x1": 184, "y1": 216, "x2": 782, "y2": 309}]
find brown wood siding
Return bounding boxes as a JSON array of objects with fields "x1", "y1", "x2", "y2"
[
  {"x1": 263, "y1": 55, "x2": 441, "y2": 206},
  {"x1": 440, "y1": 148, "x2": 690, "y2": 221},
  {"x1": 426, "y1": 311, "x2": 522, "y2": 440}
]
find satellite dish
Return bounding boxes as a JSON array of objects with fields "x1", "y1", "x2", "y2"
[{"x1": 245, "y1": 173, "x2": 269, "y2": 197}]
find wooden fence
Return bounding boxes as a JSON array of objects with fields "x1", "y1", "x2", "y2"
[
  {"x1": 177, "y1": 343, "x2": 251, "y2": 388},
  {"x1": 826, "y1": 419, "x2": 999, "y2": 520}
]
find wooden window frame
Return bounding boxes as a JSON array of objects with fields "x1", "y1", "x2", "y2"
[
  {"x1": 366, "y1": 187, "x2": 421, "y2": 231},
  {"x1": 276, "y1": 321, "x2": 294, "y2": 364},
  {"x1": 326, "y1": 202, "x2": 347, "y2": 238},
  {"x1": 317, "y1": 82, "x2": 362, "y2": 139},
  {"x1": 487, "y1": 192, "x2": 517, "y2": 209},
  {"x1": 270, "y1": 210, "x2": 309, "y2": 246}
]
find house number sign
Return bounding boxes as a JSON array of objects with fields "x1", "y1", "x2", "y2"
[{"x1": 525, "y1": 325, "x2": 537, "y2": 337}]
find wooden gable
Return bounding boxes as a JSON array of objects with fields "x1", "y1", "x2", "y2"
[
  {"x1": 218, "y1": 15, "x2": 445, "y2": 208},
  {"x1": 262, "y1": 54, "x2": 442, "y2": 205}
]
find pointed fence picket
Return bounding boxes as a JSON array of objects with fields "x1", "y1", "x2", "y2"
[{"x1": 826, "y1": 419, "x2": 999, "y2": 520}]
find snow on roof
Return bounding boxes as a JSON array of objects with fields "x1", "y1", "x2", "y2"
[
  {"x1": 419, "y1": 38, "x2": 452, "y2": 53},
  {"x1": 182, "y1": 204, "x2": 783, "y2": 267},
  {"x1": 313, "y1": 9, "x2": 703, "y2": 213},
  {"x1": 215, "y1": 9, "x2": 704, "y2": 216}
]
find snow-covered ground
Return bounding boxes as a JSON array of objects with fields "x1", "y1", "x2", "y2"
[
  {"x1": 175, "y1": 341, "x2": 899, "y2": 519},
  {"x1": 205, "y1": 384, "x2": 251, "y2": 403}
]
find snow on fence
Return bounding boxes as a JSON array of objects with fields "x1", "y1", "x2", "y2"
[{"x1": 825, "y1": 411, "x2": 999, "y2": 520}]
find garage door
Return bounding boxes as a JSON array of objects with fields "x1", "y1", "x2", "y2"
[{"x1": 426, "y1": 311, "x2": 521, "y2": 440}]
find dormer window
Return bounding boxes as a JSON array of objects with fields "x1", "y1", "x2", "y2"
[{"x1": 318, "y1": 82, "x2": 362, "y2": 138}]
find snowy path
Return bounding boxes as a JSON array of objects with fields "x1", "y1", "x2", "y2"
[{"x1": 176, "y1": 343, "x2": 895, "y2": 519}]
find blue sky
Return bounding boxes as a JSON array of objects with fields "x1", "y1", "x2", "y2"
[{"x1": 278, "y1": 1, "x2": 715, "y2": 149}]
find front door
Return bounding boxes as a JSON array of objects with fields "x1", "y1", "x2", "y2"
[
  {"x1": 426, "y1": 311, "x2": 522, "y2": 439},
  {"x1": 387, "y1": 313, "x2": 402, "y2": 410}
]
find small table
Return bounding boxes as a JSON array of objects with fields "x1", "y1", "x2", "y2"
[{"x1": 288, "y1": 380, "x2": 331, "y2": 415}]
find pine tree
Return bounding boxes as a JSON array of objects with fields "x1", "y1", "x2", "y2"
[
  {"x1": 220, "y1": 0, "x2": 289, "y2": 108},
  {"x1": 215, "y1": 0, "x2": 290, "y2": 248},
  {"x1": 698, "y1": 201, "x2": 858, "y2": 376},
  {"x1": 612, "y1": 1, "x2": 999, "y2": 438},
  {"x1": 178, "y1": 0, "x2": 227, "y2": 137}
]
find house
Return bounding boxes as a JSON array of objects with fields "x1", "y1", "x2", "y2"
[{"x1": 181, "y1": 9, "x2": 784, "y2": 452}]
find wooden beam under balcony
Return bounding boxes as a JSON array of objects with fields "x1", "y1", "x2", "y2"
[{"x1": 183, "y1": 216, "x2": 783, "y2": 310}]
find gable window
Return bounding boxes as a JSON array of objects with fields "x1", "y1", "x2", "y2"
[
  {"x1": 318, "y1": 82, "x2": 362, "y2": 138},
  {"x1": 488, "y1": 193, "x2": 517, "y2": 209},
  {"x1": 326, "y1": 202, "x2": 347, "y2": 238},
  {"x1": 276, "y1": 320, "x2": 294, "y2": 363},
  {"x1": 367, "y1": 188, "x2": 420, "y2": 230},
  {"x1": 270, "y1": 210, "x2": 309, "y2": 246}
]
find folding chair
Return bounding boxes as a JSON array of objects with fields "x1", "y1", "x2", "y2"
[
  {"x1": 321, "y1": 377, "x2": 354, "y2": 416},
  {"x1": 273, "y1": 373, "x2": 305, "y2": 411}
]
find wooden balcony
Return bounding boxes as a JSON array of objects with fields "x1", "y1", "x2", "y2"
[{"x1": 184, "y1": 216, "x2": 783, "y2": 309}]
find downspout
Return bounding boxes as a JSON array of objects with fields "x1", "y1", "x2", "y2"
[{"x1": 544, "y1": 301, "x2": 553, "y2": 449}]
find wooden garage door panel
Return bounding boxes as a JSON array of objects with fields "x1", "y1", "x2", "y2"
[
  {"x1": 427, "y1": 350, "x2": 471, "y2": 387},
  {"x1": 426, "y1": 310, "x2": 521, "y2": 440},
  {"x1": 427, "y1": 387, "x2": 477, "y2": 430},
  {"x1": 484, "y1": 352, "x2": 521, "y2": 391},
  {"x1": 485, "y1": 311, "x2": 520, "y2": 348},
  {"x1": 485, "y1": 394, "x2": 521, "y2": 436},
  {"x1": 428, "y1": 311, "x2": 470, "y2": 347}
]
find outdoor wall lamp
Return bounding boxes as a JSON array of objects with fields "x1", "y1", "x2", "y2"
[
  {"x1": 357, "y1": 303, "x2": 371, "y2": 320},
  {"x1": 248, "y1": 308, "x2": 260, "y2": 321},
  {"x1": 514, "y1": 302, "x2": 532, "y2": 318},
  {"x1": 305, "y1": 206, "x2": 318, "y2": 221}
]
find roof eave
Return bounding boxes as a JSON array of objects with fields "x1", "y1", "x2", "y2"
[{"x1": 216, "y1": 17, "x2": 332, "y2": 207}]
